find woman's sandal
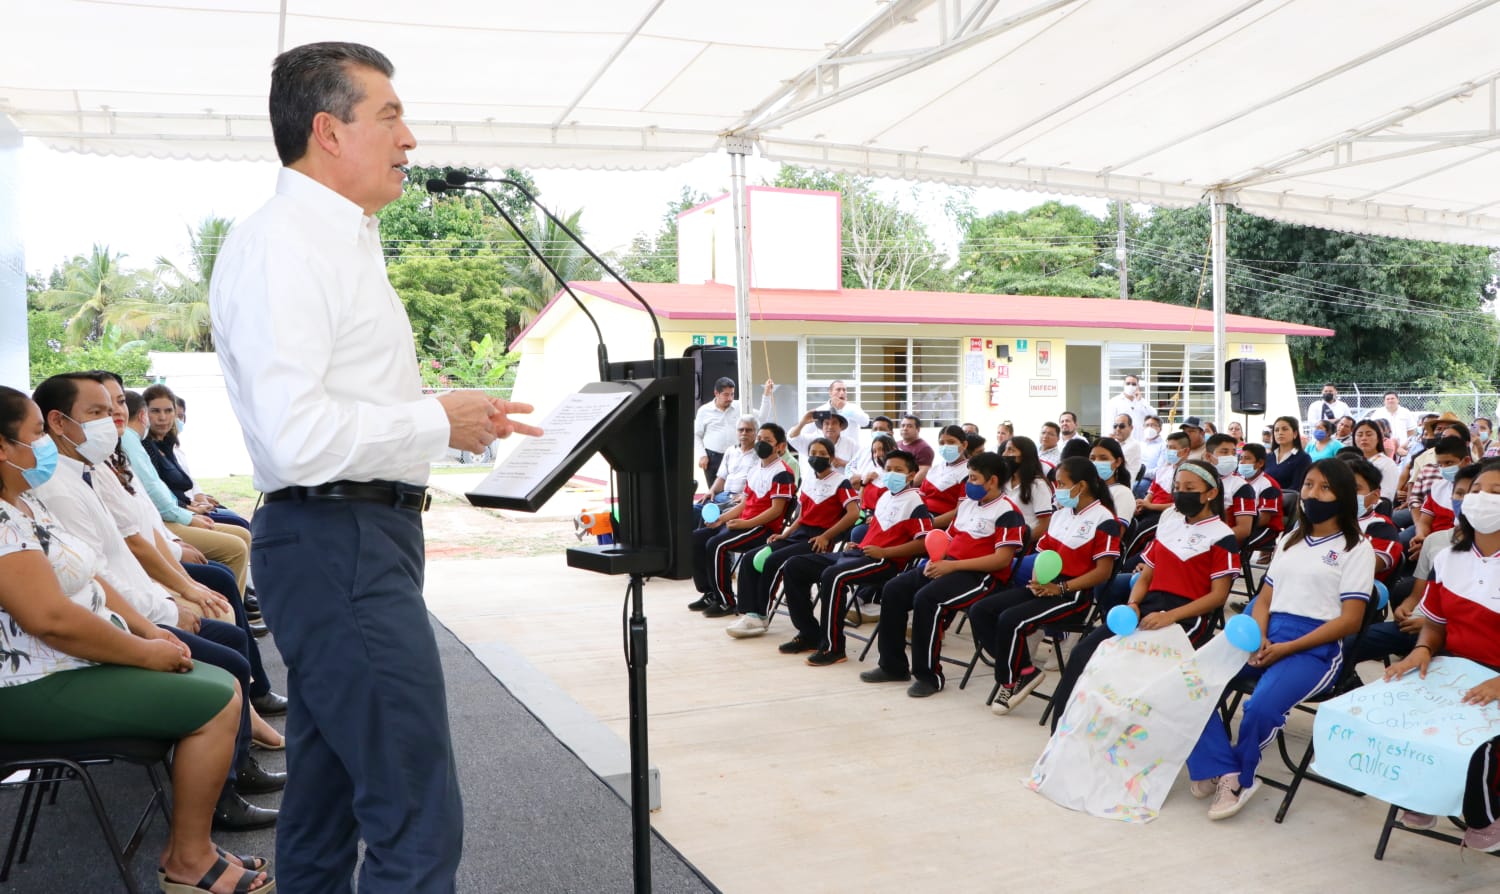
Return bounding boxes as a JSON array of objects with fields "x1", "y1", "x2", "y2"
[{"x1": 159, "y1": 851, "x2": 273, "y2": 892}]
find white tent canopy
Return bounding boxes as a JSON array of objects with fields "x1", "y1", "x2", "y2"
[{"x1": 9, "y1": 0, "x2": 1500, "y2": 244}]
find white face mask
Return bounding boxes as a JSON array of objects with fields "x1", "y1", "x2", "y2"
[
  {"x1": 1124, "y1": 384, "x2": 1139, "y2": 397},
  {"x1": 1460, "y1": 491, "x2": 1500, "y2": 534},
  {"x1": 64, "y1": 414, "x2": 119, "y2": 466},
  {"x1": 1144, "y1": 427, "x2": 1160, "y2": 441}
]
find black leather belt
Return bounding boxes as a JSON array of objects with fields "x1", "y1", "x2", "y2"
[{"x1": 264, "y1": 480, "x2": 431, "y2": 513}]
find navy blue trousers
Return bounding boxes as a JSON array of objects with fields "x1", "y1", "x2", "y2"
[
  {"x1": 252, "y1": 499, "x2": 462, "y2": 894},
  {"x1": 167, "y1": 618, "x2": 251, "y2": 786},
  {"x1": 185, "y1": 559, "x2": 270, "y2": 697}
]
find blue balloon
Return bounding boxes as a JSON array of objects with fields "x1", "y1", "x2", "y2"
[
  {"x1": 1373, "y1": 580, "x2": 1390, "y2": 610},
  {"x1": 1106, "y1": 604, "x2": 1139, "y2": 637},
  {"x1": 1224, "y1": 614, "x2": 1263, "y2": 652},
  {"x1": 1129, "y1": 571, "x2": 1141, "y2": 589},
  {"x1": 700, "y1": 502, "x2": 720, "y2": 524}
]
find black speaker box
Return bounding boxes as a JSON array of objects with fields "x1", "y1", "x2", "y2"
[{"x1": 1226, "y1": 358, "x2": 1267, "y2": 414}]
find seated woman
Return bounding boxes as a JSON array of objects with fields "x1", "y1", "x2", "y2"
[
  {"x1": 1471, "y1": 417, "x2": 1500, "y2": 461},
  {"x1": 1264, "y1": 415, "x2": 1310, "y2": 492},
  {"x1": 1380, "y1": 459, "x2": 1500, "y2": 852},
  {"x1": 1352, "y1": 419, "x2": 1399, "y2": 503},
  {"x1": 140, "y1": 385, "x2": 251, "y2": 531},
  {"x1": 919, "y1": 425, "x2": 972, "y2": 529},
  {"x1": 1184, "y1": 458, "x2": 1374, "y2": 821},
  {"x1": 967, "y1": 457, "x2": 1122, "y2": 716},
  {"x1": 1001, "y1": 436, "x2": 1054, "y2": 548},
  {"x1": 726, "y1": 437, "x2": 859, "y2": 640},
  {"x1": 1306, "y1": 420, "x2": 1341, "y2": 462},
  {"x1": 0, "y1": 387, "x2": 273, "y2": 892},
  {"x1": 1049, "y1": 460, "x2": 1239, "y2": 730},
  {"x1": 1088, "y1": 437, "x2": 1136, "y2": 529}
]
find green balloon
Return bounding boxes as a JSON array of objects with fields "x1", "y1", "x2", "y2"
[
  {"x1": 612, "y1": 507, "x2": 620, "y2": 524},
  {"x1": 753, "y1": 545, "x2": 774, "y2": 572},
  {"x1": 1033, "y1": 550, "x2": 1064, "y2": 585}
]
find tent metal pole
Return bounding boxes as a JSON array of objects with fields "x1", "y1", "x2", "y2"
[
  {"x1": 727, "y1": 139, "x2": 754, "y2": 415},
  {"x1": 1210, "y1": 192, "x2": 1228, "y2": 425},
  {"x1": 0, "y1": 115, "x2": 27, "y2": 390}
]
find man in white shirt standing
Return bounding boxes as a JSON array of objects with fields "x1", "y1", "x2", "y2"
[
  {"x1": 1110, "y1": 413, "x2": 1144, "y2": 483},
  {"x1": 1369, "y1": 391, "x2": 1416, "y2": 451},
  {"x1": 211, "y1": 42, "x2": 540, "y2": 893},
  {"x1": 1306, "y1": 383, "x2": 1353, "y2": 427},
  {"x1": 1106, "y1": 374, "x2": 1155, "y2": 434},
  {"x1": 813, "y1": 380, "x2": 870, "y2": 447},
  {"x1": 694, "y1": 376, "x2": 739, "y2": 489}
]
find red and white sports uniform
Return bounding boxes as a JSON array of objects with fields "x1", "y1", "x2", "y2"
[
  {"x1": 691, "y1": 458, "x2": 795, "y2": 608},
  {"x1": 795, "y1": 472, "x2": 858, "y2": 531},
  {"x1": 1035, "y1": 500, "x2": 1124, "y2": 580},
  {"x1": 1359, "y1": 512, "x2": 1403, "y2": 581},
  {"x1": 1420, "y1": 477, "x2": 1458, "y2": 534},
  {"x1": 740, "y1": 460, "x2": 797, "y2": 534},
  {"x1": 860, "y1": 487, "x2": 935, "y2": 551},
  {"x1": 920, "y1": 458, "x2": 969, "y2": 517},
  {"x1": 1145, "y1": 460, "x2": 1179, "y2": 505},
  {"x1": 1242, "y1": 472, "x2": 1285, "y2": 534},
  {"x1": 944, "y1": 494, "x2": 1028, "y2": 578},
  {"x1": 1141, "y1": 509, "x2": 1240, "y2": 642}
]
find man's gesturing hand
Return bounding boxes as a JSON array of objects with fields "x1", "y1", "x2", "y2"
[
  {"x1": 440, "y1": 391, "x2": 500, "y2": 453},
  {"x1": 487, "y1": 399, "x2": 543, "y2": 439}
]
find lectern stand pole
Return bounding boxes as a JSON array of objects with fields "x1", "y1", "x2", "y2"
[{"x1": 625, "y1": 572, "x2": 652, "y2": 892}]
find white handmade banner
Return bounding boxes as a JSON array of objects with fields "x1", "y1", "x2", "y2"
[
  {"x1": 1311, "y1": 656, "x2": 1500, "y2": 817},
  {"x1": 1026, "y1": 626, "x2": 1252, "y2": 822}
]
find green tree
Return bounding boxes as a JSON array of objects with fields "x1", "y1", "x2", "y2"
[
  {"x1": 111, "y1": 216, "x2": 231, "y2": 351},
  {"x1": 954, "y1": 201, "x2": 1119, "y2": 297},
  {"x1": 618, "y1": 186, "x2": 712, "y2": 283},
  {"x1": 378, "y1": 165, "x2": 539, "y2": 260},
  {"x1": 387, "y1": 249, "x2": 526, "y2": 359},
  {"x1": 1130, "y1": 205, "x2": 1500, "y2": 387},
  {"x1": 37, "y1": 244, "x2": 144, "y2": 345},
  {"x1": 27, "y1": 309, "x2": 152, "y2": 387},
  {"x1": 497, "y1": 208, "x2": 600, "y2": 324},
  {"x1": 771, "y1": 165, "x2": 952, "y2": 291}
]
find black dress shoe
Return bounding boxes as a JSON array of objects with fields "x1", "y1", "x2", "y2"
[
  {"x1": 248, "y1": 620, "x2": 269, "y2": 638},
  {"x1": 213, "y1": 791, "x2": 278, "y2": 832},
  {"x1": 234, "y1": 757, "x2": 287, "y2": 795},
  {"x1": 250, "y1": 691, "x2": 287, "y2": 716},
  {"x1": 244, "y1": 593, "x2": 260, "y2": 613}
]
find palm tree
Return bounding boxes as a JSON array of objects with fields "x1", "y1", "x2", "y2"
[
  {"x1": 496, "y1": 208, "x2": 599, "y2": 324},
  {"x1": 115, "y1": 216, "x2": 233, "y2": 351},
  {"x1": 39, "y1": 244, "x2": 138, "y2": 345}
]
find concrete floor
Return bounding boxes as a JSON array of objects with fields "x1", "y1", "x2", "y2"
[{"x1": 423, "y1": 555, "x2": 1500, "y2": 894}]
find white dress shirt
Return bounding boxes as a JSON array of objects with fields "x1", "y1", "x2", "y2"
[
  {"x1": 1307, "y1": 397, "x2": 1353, "y2": 426},
  {"x1": 1369, "y1": 406, "x2": 1416, "y2": 441},
  {"x1": 210, "y1": 168, "x2": 451, "y2": 492},
  {"x1": 813, "y1": 400, "x2": 870, "y2": 447},
  {"x1": 789, "y1": 429, "x2": 860, "y2": 467},
  {"x1": 1119, "y1": 437, "x2": 1143, "y2": 481},
  {"x1": 34, "y1": 455, "x2": 179, "y2": 625},
  {"x1": 718, "y1": 445, "x2": 759, "y2": 496},
  {"x1": 694, "y1": 401, "x2": 738, "y2": 457},
  {"x1": 1107, "y1": 392, "x2": 1156, "y2": 434}
]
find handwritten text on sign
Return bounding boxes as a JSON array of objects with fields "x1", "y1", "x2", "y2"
[{"x1": 1311, "y1": 657, "x2": 1500, "y2": 816}]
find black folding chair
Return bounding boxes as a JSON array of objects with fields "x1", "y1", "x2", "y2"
[
  {"x1": 1214, "y1": 588, "x2": 1383, "y2": 823},
  {"x1": 1374, "y1": 804, "x2": 1500, "y2": 860},
  {"x1": 1, "y1": 738, "x2": 174, "y2": 894}
]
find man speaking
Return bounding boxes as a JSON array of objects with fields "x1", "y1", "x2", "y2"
[{"x1": 211, "y1": 42, "x2": 540, "y2": 893}]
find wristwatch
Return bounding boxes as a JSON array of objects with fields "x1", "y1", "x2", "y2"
[{"x1": 1059, "y1": 580, "x2": 1068, "y2": 594}]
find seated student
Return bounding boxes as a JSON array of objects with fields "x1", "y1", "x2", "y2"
[
  {"x1": 779, "y1": 449, "x2": 932, "y2": 666},
  {"x1": 920, "y1": 424, "x2": 972, "y2": 528},
  {"x1": 689, "y1": 423, "x2": 796, "y2": 617},
  {"x1": 1088, "y1": 437, "x2": 1136, "y2": 529},
  {"x1": 860, "y1": 452, "x2": 1026, "y2": 697},
  {"x1": 967, "y1": 457, "x2": 1122, "y2": 715},
  {"x1": 1001, "y1": 436, "x2": 1054, "y2": 546},
  {"x1": 1049, "y1": 459, "x2": 1240, "y2": 728},
  {"x1": 1235, "y1": 442, "x2": 1284, "y2": 553},
  {"x1": 1383, "y1": 461, "x2": 1500, "y2": 851},
  {"x1": 1184, "y1": 458, "x2": 1374, "y2": 821},
  {"x1": 1472, "y1": 416, "x2": 1499, "y2": 461},
  {"x1": 1137, "y1": 431, "x2": 1190, "y2": 519},
  {"x1": 1264, "y1": 415, "x2": 1310, "y2": 492},
  {"x1": 994, "y1": 420, "x2": 1014, "y2": 455},
  {"x1": 848, "y1": 424, "x2": 891, "y2": 482},
  {"x1": 0, "y1": 388, "x2": 273, "y2": 892},
  {"x1": 1204, "y1": 433, "x2": 1256, "y2": 545},
  {"x1": 141, "y1": 385, "x2": 251, "y2": 530},
  {"x1": 1401, "y1": 419, "x2": 1469, "y2": 524},
  {"x1": 1352, "y1": 419, "x2": 1399, "y2": 503},
  {"x1": 1343, "y1": 457, "x2": 1404, "y2": 584},
  {"x1": 1407, "y1": 435, "x2": 1471, "y2": 562},
  {"x1": 726, "y1": 437, "x2": 859, "y2": 640},
  {"x1": 789, "y1": 410, "x2": 858, "y2": 469},
  {"x1": 1360, "y1": 462, "x2": 1481, "y2": 669}
]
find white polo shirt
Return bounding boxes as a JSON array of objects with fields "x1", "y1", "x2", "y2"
[{"x1": 1263, "y1": 531, "x2": 1375, "y2": 621}]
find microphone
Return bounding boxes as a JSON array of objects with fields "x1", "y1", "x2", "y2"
[
  {"x1": 426, "y1": 177, "x2": 610, "y2": 382},
  {"x1": 445, "y1": 169, "x2": 665, "y2": 379}
]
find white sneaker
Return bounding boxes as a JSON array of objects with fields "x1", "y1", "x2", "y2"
[
  {"x1": 1207, "y1": 776, "x2": 1259, "y2": 820},
  {"x1": 1189, "y1": 776, "x2": 1219, "y2": 799},
  {"x1": 725, "y1": 614, "x2": 769, "y2": 639},
  {"x1": 861, "y1": 602, "x2": 881, "y2": 619}
]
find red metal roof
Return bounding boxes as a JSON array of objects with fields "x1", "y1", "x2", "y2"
[{"x1": 513, "y1": 281, "x2": 1335, "y2": 347}]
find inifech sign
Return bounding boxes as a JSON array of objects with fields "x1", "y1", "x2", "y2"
[
  {"x1": 1029, "y1": 379, "x2": 1059, "y2": 399},
  {"x1": 1311, "y1": 657, "x2": 1500, "y2": 816}
]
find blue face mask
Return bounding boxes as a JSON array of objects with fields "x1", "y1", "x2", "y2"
[
  {"x1": 1452, "y1": 498, "x2": 1465, "y2": 517},
  {"x1": 1440, "y1": 464, "x2": 1459, "y2": 482},
  {"x1": 1092, "y1": 460, "x2": 1114, "y2": 481},
  {"x1": 1215, "y1": 456, "x2": 1237, "y2": 476},
  {"x1": 1313, "y1": 429, "x2": 1329, "y2": 442},
  {"x1": 882, "y1": 471, "x2": 909, "y2": 495},
  {"x1": 1055, "y1": 486, "x2": 1080, "y2": 511},
  {"x1": 964, "y1": 481, "x2": 988, "y2": 501},
  {"x1": 5, "y1": 434, "x2": 58, "y2": 490},
  {"x1": 938, "y1": 444, "x2": 961, "y2": 463},
  {"x1": 1238, "y1": 462, "x2": 1257, "y2": 479}
]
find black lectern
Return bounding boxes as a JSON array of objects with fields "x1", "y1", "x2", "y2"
[{"x1": 467, "y1": 356, "x2": 694, "y2": 894}]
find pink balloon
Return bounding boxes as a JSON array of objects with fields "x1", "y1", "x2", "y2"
[{"x1": 925, "y1": 529, "x2": 950, "y2": 562}]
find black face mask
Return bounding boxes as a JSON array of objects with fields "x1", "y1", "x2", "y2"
[
  {"x1": 1301, "y1": 497, "x2": 1339, "y2": 525},
  {"x1": 808, "y1": 455, "x2": 831, "y2": 474},
  {"x1": 754, "y1": 441, "x2": 774, "y2": 460},
  {"x1": 1422, "y1": 437, "x2": 1438, "y2": 450},
  {"x1": 1173, "y1": 491, "x2": 1205, "y2": 517},
  {"x1": 1323, "y1": 392, "x2": 1336, "y2": 403}
]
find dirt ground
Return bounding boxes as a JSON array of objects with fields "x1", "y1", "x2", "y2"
[{"x1": 198, "y1": 476, "x2": 578, "y2": 560}]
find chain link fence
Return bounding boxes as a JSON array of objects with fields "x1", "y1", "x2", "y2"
[{"x1": 1295, "y1": 386, "x2": 1500, "y2": 427}]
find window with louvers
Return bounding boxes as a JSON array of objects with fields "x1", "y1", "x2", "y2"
[{"x1": 804, "y1": 336, "x2": 961, "y2": 425}]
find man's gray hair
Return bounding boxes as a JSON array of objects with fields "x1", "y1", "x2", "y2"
[
  {"x1": 270, "y1": 42, "x2": 395, "y2": 165},
  {"x1": 739, "y1": 413, "x2": 759, "y2": 427}
]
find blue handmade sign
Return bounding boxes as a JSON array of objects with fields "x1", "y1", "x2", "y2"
[{"x1": 1311, "y1": 657, "x2": 1500, "y2": 816}]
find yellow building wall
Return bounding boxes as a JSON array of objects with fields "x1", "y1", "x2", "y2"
[{"x1": 508, "y1": 307, "x2": 1304, "y2": 456}]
